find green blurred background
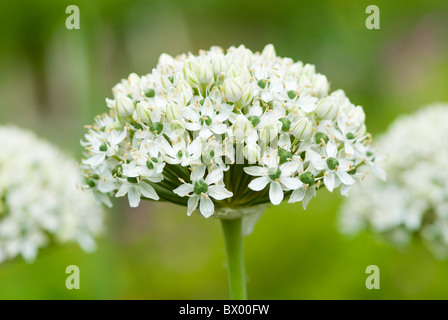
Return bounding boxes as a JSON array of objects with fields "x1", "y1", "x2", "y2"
[{"x1": 1, "y1": 0, "x2": 448, "y2": 299}]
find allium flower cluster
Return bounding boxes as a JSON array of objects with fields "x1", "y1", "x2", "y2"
[
  {"x1": 81, "y1": 44, "x2": 381, "y2": 218},
  {"x1": 339, "y1": 105, "x2": 448, "y2": 258},
  {"x1": 0, "y1": 126, "x2": 104, "y2": 263}
]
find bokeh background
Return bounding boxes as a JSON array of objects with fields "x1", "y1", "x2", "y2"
[{"x1": 1, "y1": 0, "x2": 448, "y2": 299}]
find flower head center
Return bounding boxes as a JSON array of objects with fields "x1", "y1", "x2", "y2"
[
  {"x1": 194, "y1": 180, "x2": 209, "y2": 195},
  {"x1": 268, "y1": 168, "x2": 282, "y2": 181},
  {"x1": 326, "y1": 157, "x2": 339, "y2": 171}
]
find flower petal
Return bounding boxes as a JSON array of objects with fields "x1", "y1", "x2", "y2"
[
  {"x1": 139, "y1": 182, "x2": 160, "y2": 200},
  {"x1": 248, "y1": 177, "x2": 270, "y2": 191},
  {"x1": 269, "y1": 181, "x2": 284, "y2": 205},
  {"x1": 302, "y1": 188, "x2": 316, "y2": 209},
  {"x1": 205, "y1": 168, "x2": 223, "y2": 185},
  {"x1": 173, "y1": 183, "x2": 194, "y2": 197},
  {"x1": 243, "y1": 166, "x2": 264, "y2": 176},
  {"x1": 199, "y1": 196, "x2": 214, "y2": 218},
  {"x1": 288, "y1": 188, "x2": 305, "y2": 203},
  {"x1": 324, "y1": 173, "x2": 335, "y2": 192},
  {"x1": 208, "y1": 185, "x2": 233, "y2": 200},
  {"x1": 191, "y1": 165, "x2": 206, "y2": 181},
  {"x1": 326, "y1": 141, "x2": 337, "y2": 158},
  {"x1": 336, "y1": 170, "x2": 355, "y2": 185},
  {"x1": 281, "y1": 177, "x2": 302, "y2": 190},
  {"x1": 187, "y1": 196, "x2": 199, "y2": 216},
  {"x1": 128, "y1": 186, "x2": 141, "y2": 207},
  {"x1": 115, "y1": 183, "x2": 129, "y2": 197},
  {"x1": 82, "y1": 154, "x2": 106, "y2": 168}
]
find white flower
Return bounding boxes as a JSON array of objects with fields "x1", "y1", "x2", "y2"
[
  {"x1": 0, "y1": 126, "x2": 104, "y2": 263},
  {"x1": 338, "y1": 104, "x2": 448, "y2": 259},
  {"x1": 306, "y1": 141, "x2": 355, "y2": 193},
  {"x1": 173, "y1": 166, "x2": 233, "y2": 217},
  {"x1": 81, "y1": 44, "x2": 379, "y2": 220},
  {"x1": 115, "y1": 178, "x2": 159, "y2": 208},
  {"x1": 244, "y1": 164, "x2": 301, "y2": 205}
]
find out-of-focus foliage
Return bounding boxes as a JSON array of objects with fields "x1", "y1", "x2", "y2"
[{"x1": 0, "y1": 0, "x2": 448, "y2": 299}]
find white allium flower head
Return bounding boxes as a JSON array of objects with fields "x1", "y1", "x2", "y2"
[
  {"x1": 81, "y1": 44, "x2": 381, "y2": 219},
  {"x1": 0, "y1": 126, "x2": 104, "y2": 263},
  {"x1": 338, "y1": 104, "x2": 448, "y2": 259}
]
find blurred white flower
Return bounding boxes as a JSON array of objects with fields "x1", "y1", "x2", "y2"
[
  {"x1": 0, "y1": 126, "x2": 104, "y2": 263},
  {"x1": 338, "y1": 104, "x2": 448, "y2": 259}
]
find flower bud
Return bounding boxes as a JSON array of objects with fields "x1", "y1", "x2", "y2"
[
  {"x1": 177, "y1": 79, "x2": 193, "y2": 96},
  {"x1": 135, "y1": 101, "x2": 151, "y2": 123},
  {"x1": 292, "y1": 118, "x2": 313, "y2": 140},
  {"x1": 158, "y1": 53, "x2": 174, "y2": 65},
  {"x1": 259, "y1": 121, "x2": 279, "y2": 142},
  {"x1": 185, "y1": 70, "x2": 199, "y2": 87},
  {"x1": 303, "y1": 64, "x2": 316, "y2": 79},
  {"x1": 223, "y1": 78, "x2": 243, "y2": 103},
  {"x1": 198, "y1": 61, "x2": 214, "y2": 84},
  {"x1": 212, "y1": 53, "x2": 228, "y2": 76},
  {"x1": 228, "y1": 45, "x2": 253, "y2": 67},
  {"x1": 244, "y1": 143, "x2": 261, "y2": 163},
  {"x1": 357, "y1": 124, "x2": 367, "y2": 137},
  {"x1": 238, "y1": 66, "x2": 252, "y2": 84},
  {"x1": 349, "y1": 106, "x2": 366, "y2": 124},
  {"x1": 261, "y1": 44, "x2": 276, "y2": 61},
  {"x1": 316, "y1": 97, "x2": 339, "y2": 120},
  {"x1": 236, "y1": 45, "x2": 253, "y2": 66},
  {"x1": 166, "y1": 102, "x2": 182, "y2": 122},
  {"x1": 233, "y1": 115, "x2": 252, "y2": 141},
  {"x1": 128, "y1": 73, "x2": 142, "y2": 97},
  {"x1": 226, "y1": 64, "x2": 241, "y2": 79},
  {"x1": 161, "y1": 75, "x2": 173, "y2": 89},
  {"x1": 240, "y1": 84, "x2": 254, "y2": 107},
  {"x1": 313, "y1": 74, "x2": 329, "y2": 98},
  {"x1": 115, "y1": 95, "x2": 135, "y2": 117},
  {"x1": 170, "y1": 120, "x2": 185, "y2": 136}
]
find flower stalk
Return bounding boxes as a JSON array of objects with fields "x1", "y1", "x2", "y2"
[{"x1": 221, "y1": 217, "x2": 247, "y2": 300}]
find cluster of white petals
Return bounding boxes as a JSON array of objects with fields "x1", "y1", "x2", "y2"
[
  {"x1": 81, "y1": 44, "x2": 381, "y2": 218},
  {"x1": 0, "y1": 126, "x2": 104, "y2": 263},
  {"x1": 339, "y1": 105, "x2": 448, "y2": 258}
]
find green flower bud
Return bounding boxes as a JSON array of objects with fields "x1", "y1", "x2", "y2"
[
  {"x1": 268, "y1": 168, "x2": 282, "y2": 181},
  {"x1": 199, "y1": 115, "x2": 213, "y2": 126},
  {"x1": 194, "y1": 180, "x2": 209, "y2": 194},
  {"x1": 149, "y1": 122, "x2": 164, "y2": 135},
  {"x1": 346, "y1": 132, "x2": 356, "y2": 140},
  {"x1": 145, "y1": 89, "x2": 155, "y2": 98},
  {"x1": 127, "y1": 177, "x2": 139, "y2": 183},
  {"x1": 315, "y1": 132, "x2": 329, "y2": 145},
  {"x1": 86, "y1": 178, "x2": 95, "y2": 188},
  {"x1": 279, "y1": 118, "x2": 291, "y2": 132},
  {"x1": 257, "y1": 79, "x2": 267, "y2": 89},
  {"x1": 326, "y1": 157, "x2": 339, "y2": 171},
  {"x1": 99, "y1": 143, "x2": 108, "y2": 152},
  {"x1": 112, "y1": 164, "x2": 123, "y2": 177},
  {"x1": 299, "y1": 171, "x2": 315, "y2": 185},
  {"x1": 278, "y1": 148, "x2": 293, "y2": 164},
  {"x1": 248, "y1": 116, "x2": 260, "y2": 127},
  {"x1": 287, "y1": 90, "x2": 297, "y2": 100}
]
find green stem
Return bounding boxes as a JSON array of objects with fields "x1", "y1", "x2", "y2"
[{"x1": 221, "y1": 218, "x2": 247, "y2": 300}]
